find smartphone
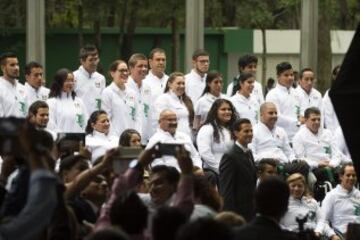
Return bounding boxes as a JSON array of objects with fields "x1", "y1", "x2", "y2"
[
  {"x1": 112, "y1": 146, "x2": 143, "y2": 174},
  {"x1": 157, "y1": 143, "x2": 183, "y2": 156}
]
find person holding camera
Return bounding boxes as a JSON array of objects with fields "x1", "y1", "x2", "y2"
[{"x1": 146, "y1": 109, "x2": 202, "y2": 172}]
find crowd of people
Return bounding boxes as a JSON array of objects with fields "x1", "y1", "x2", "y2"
[{"x1": 0, "y1": 45, "x2": 359, "y2": 240}]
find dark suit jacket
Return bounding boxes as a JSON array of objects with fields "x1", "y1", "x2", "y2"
[
  {"x1": 235, "y1": 215, "x2": 299, "y2": 240},
  {"x1": 219, "y1": 144, "x2": 257, "y2": 222}
]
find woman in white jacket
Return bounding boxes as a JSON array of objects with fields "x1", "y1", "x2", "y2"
[
  {"x1": 47, "y1": 68, "x2": 88, "y2": 133},
  {"x1": 154, "y1": 72, "x2": 194, "y2": 136},
  {"x1": 196, "y1": 99, "x2": 238, "y2": 174},
  {"x1": 280, "y1": 173, "x2": 339, "y2": 240},
  {"x1": 101, "y1": 60, "x2": 139, "y2": 138},
  {"x1": 85, "y1": 110, "x2": 118, "y2": 163},
  {"x1": 193, "y1": 71, "x2": 229, "y2": 130}
]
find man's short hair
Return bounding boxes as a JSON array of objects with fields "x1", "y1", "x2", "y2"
[
  {"x1": 128, "y1": 53, "x2": 147, "y2": 68},
  {"x1": 276, "y1": 62, "x2": 292, "y2": 76},
  {"x1": 232, "y1": 118, "x2": 251, "y2": 132},
  {"x1": 79, "y1": 44, "x2": 98, "y2": 61},
  {"x1": 149, "y1": 48, "x2": 166, "y2": 59},
  {"x1": 339, "y1": 162, "x2": 354, "y2": 176},
  {"x1": 255, "y1": 176, "x2": 289, "y2": 218},
  {"x1": 0, "y1": 52, "x2": 17, "y2": 66},
  {"x1": 257, "y1": 158, "x2": 278, "y2": 173},
  {"x1": 304, "y1": 107, "x2": 321, "y2": 119},
  {"x1": 28, "y1": 100, "x2": 48, "y2": 116},
  {"x1": 299, "y1": 67, "x2": 314, "y2": 79},
  {"x1": 151, "y1": 165, "x2": 180, "y2": 187},
  {"x1": 238, "y1": 54, "x2": 258, "y2": 69},
  {"x1": 25, "y1": 61, "x2": 43, "y2": 75},
  {"x1": 192, "y1": 49, "x2": 209, "y2": 61}
]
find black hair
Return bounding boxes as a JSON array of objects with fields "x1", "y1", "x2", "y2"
[
  {"x1": 257, "y1": 158, "x2": 278, "y2": 174},
  {"x1": 304, "y1": 107, "x2": 321, "y2": 119},
  {"x1": 152, "y1": 206, "x2": 187, "y2": 240},
  {"x1": 59, "y1": 154, "x2": 89, "y2": 178},
  {"x1": 0, "y1": 52, "x2": 17, "y2": 66},
  {"x1": 49, "y1": 68, "x2": 76, "y2": 99},
  {"x1": 28, "y1": 100, "x2": 48, "y2": 116},
  {"x1": 201, "y1": 71, "x2": 222, "y2": 96},
  {"x1": 119, "y1": 129, "x2": 141, "y2": 146},
  {"x1": 79, "y1": 44, "x2": 98, "y2": 61},
  {"x1": 192, "y1": 49, "x2": 209, "y2": 60},
  {"x1": 276, "y1": 62, "x2": 293, "y2": 76},
  {"x1": 202, "y1": 99, "x2": 238, "y2": 143},
  {"x1": 85, "y1": 110, "x2": 107, "y2": 134},
  {"x1": 25, "y1": 61, "x2": 43, "y2": 75},
  {"x1": 151, "y1": 165, "x2": 180, "y2": 187},
  {"x1": 110, "y1": 190, "x2": 148, "y2": 235},
  {"x1": 238, "y1": 54, "x2": 258, "y2": 70},
  {"x1": 86, "y1": 228, "x2": 129, "y2": 240},
  {"x1": 255, "y1": 176, "x2": 289, "y2": 219},
  {"x1": 232, "y1": 118, "x2": 251, "y2": 133},
  {"x1": 339, "y1": 162, "x2": 354, "y2": 176},
  {"x1": 299, "y1": 67, "x2": 314, "y2": 79},
  {"x1": 193, "y1": 175, "x2": 222, "y2": 212},
  {"x1": 233, "y1": 72, "x2": 255, "y2": 93},
  {"x1": 176, "y1": 218, "x2": 232, "y2": 240}
]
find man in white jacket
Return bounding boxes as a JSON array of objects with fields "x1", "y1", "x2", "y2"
[
  {"x1": 73, "y1": 44, "x2": 106, "y2": 115},
  {"x1": 24, "y1": 61, "x2": 49, "y2": 105},
  {"x1": 251, "y1": 102, "x2": 295, "y2": 164},
  {"x1": 146, "y1": 109, "x2": 202, "y2": 172}
]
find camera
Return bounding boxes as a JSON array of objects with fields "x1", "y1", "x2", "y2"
[
  {"x1": 112, "y1": 146, "x2": 143, "y2": 174},
  {"x1": 156, "y1": 143, "x2": 183, "y2": 156}
]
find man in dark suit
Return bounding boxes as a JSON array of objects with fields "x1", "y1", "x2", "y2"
[
  {"x1": 235, "y1": 177, "x2": 299, "y2": 240},
  {"x1": 219, "y1": 118, "x2": 257, "y2": 222}
]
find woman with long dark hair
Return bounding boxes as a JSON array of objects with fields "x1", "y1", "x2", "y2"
[
  {"x1": 85, "y1": 110, "x2": 118, "y2": 162},
  {"x1": 196, "y1": 99, "x2": 238, "y2": 174},
  {"x1": 193, "y1": 71, "x2": 229, "y2": 130},
  {"x1": 154, "y1": 72, "x2": 194, "y2": 135},
  {"x1": 47, "y1": 68, "x2": 88, "y2": 132},
  {"x1": 230, "y1": 72, "x2": 260, "y2": 126}
]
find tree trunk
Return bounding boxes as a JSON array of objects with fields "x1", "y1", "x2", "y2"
[
  {"x1": 118, "y1": 0, "x2": 129, "y2": 58},
  {"x1": 223, "y1": 0, "x2": 236, "y2": 26},
  {"x1": 171, "y1": 15, "x2": 180, "y2": 71},
  {"x1": 261, "y1": 27, "x2": 267, "y2": 87},
  {"x1": 121, "y1": 0, "x2": 138, "y2": 61},
  {"x1": 77, "y1": 0, "x2": 84, "y2": 48},
  {"x1": 317, "y1": 1, "x2": 332, "y2": 93},
  {"x1": 94, "y1": 19, "x2": 101, "y2": 51},
  {"x1": 338, "y1": 0, "x2": 349, "y2": 29}
]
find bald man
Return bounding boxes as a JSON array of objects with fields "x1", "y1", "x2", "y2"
[
  {"x1": 250, "y1": 102, "x2": 295, "y2": 164},
  {"x1": 145, "y1": 109, "x2": 202, "y2": 171}
]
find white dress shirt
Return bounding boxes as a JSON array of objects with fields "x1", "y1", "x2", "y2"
[
  {"x1": 73, "y1": 66, "x2": 106, "y2": 115},
  {"x1": 280, "y1": 196, "x2": 335, "y2": 238},
  {"x1": 196, "y1": 124, "x2": 233, "y2": 173},
  {"x1": 194, "y1": 93, "x2": 229, "y2": 124},
  {"x1": 101, "y1": 82, "x2": 139, "y2": 137},
  {"x1": 185, "y1": 69, "x2": 206, "y2": 104},
  {"x1": 322, "y1": 90, "x2": 340, "y2": 132},
  {"x1": 294, "y1": 86, "x2": 322, "y2": 117},
  {"x1": 333, "y1": 126, "x2": 352, "y2": 164},
  {"x1": 292, "y1": 126, "x2": 342, "y2": 168},
  {"x1": 230, "y1": 93, "x2": 260, "y2": 126},
  {"x1": 126, "y1": 77, "x2": 153, "y2": 144},
  {"x1": 250, "y1": 122, "x2": 295, "y2": 163},
  {"x1": 321, "y1": 185, "x2": 360, "y2": 234},
  {"x1": 146, "y1": 128, "x2": 202, "y2": 171},
  {"x1": 226, "y1": 79, "x2": 264, "y2": 105},
  {"x1": 47, "y1": 92, "x2": 88, "y2": 133},
  {"x1": 0, "y1": 77, "x2": 28, "y2": 117},
  {"x1": 24, "y1": 82, "x2": 50, "y2": 106},
  {"x1": 143, "y1": 70, "x2": 169, "y2": 99},
  {"x1": 266, "y1": 84, "x2": 300, "y2": 141},
  {"x1": 86, "y1": 130, "x2": 118, "y2": 162},
  {"x1": 154, "y1": 91, "x2": 192, "y2": 136}
]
